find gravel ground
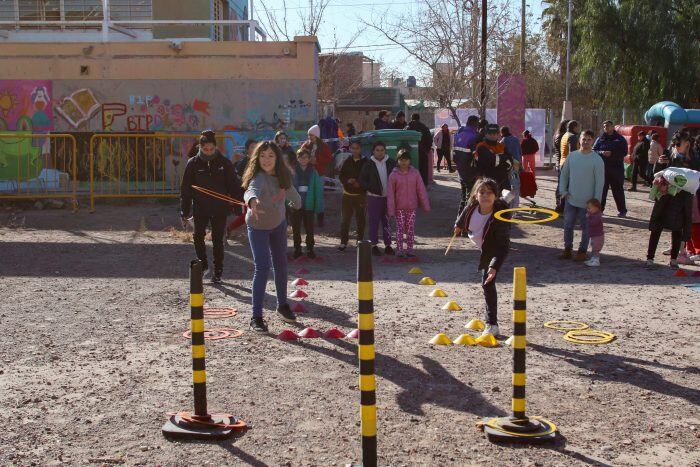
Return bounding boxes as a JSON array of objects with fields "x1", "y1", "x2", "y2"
[{"x1": 1, "y1": 171, "x2": 699, "y2": 466}]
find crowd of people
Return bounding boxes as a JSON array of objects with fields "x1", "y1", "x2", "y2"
[{"x1": 179, "y1": 114, "x2": 700, "y2": 334}]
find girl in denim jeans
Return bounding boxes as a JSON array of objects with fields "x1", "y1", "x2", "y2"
[{"x1": 242, "y1": 141, "x2": 301, "y2": 333}]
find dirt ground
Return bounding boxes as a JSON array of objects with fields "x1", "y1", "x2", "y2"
[{"x1": 1, "y1": 171, "x2": 699, "y2": 467}]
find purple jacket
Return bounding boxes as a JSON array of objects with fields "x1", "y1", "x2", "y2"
[
  {"x1": 587, "y1": 211, "x2": 604, "y2": 237},
  {"x1": 387, "y1": 166, "x2": 430, "y2": 217},
  {"x1": 453, "y1": 125, "x2": 480, "y2": 180}
]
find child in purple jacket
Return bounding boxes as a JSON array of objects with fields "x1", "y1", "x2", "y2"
[
  {"x1": 387, "y1": 150, "x2": 430, "y2": 257},
  {"x1": 585, "y1": 198, "x2": 604, "y2": 267}
]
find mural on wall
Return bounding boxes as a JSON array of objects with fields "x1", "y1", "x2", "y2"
[
  {"x1": 0, "y1": 80, "x2": 53, "y2": 131},
  {"x1": 55, "y1": 88, "x2": 100, "y2": 129},
  {"x1": 52, "y1": 80, "x2": 316, "y2": 134}
]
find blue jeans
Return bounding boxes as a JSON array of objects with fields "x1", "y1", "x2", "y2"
[
  {"x1": 247, "y1": 220, "x2": 288, "y2": 318},
  {"x1": 564, "y1": 203, "x2": 589, "y2": 252}
]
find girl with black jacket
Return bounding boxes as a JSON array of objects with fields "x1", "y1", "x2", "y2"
[{"x1": 453, "y1": 178, "x2": 511, "y2": 337}]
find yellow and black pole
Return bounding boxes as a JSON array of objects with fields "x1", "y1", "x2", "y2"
[
  {"x1": 190, "y1": 259, "x2": 208, "y2": 419},
  {"x1": 478, "y1": 267, "x2": 558, "y2": 443},
  {"x1": 357, "y1": 241, "x2": 377, "y2": 466},
  {"x1": 512, "y1": 266, "x2": 527, "y2": 420},
  {"x1": 162, "y1": 259, "x2": 246, "y2": 439}
]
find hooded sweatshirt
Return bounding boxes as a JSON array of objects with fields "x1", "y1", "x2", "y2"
[{"x1": 387, "y1": 166, "x2": 430, "y2": 217}]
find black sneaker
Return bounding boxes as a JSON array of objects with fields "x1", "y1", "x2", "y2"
[
  {"x1": 385, "y1": 245, "x2": 395, "y2": 255},
  {"x1": 293, "y1": 249, "x2": 303, "y2": 259},
  {"x1": 338, "y1": 244, "x2": 347, "y2": 252},
  {"x1": 249, "y1": 317, "x2": 268, "y2": 333},
  {"x1": 277, "y1": 303, "x2": 297, "y2": 323},
  {"x1": 307, "y1": 249, "x2": 316, "y2": 259},
  {"x1": 371, "y1": 246, "x2": 383, "y2": 256},
  {"x1": 211, "y1": 270, "x2": 222, "y2": 284}
]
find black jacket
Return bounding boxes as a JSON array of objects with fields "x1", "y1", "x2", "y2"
[
  {"x1": 180, "y1": 151, "x2": 243, "y2": 218},
  {"x1": 358, "y1": 157, "x2": 397, "y2": 196},
  {"x1": 406, "y1": 120, "x2": 433, "y2": 151},
  {"x1": 339, "y1": 156, "x2": 368, "y2": 195},
  {"x1": 474, "y1": 140, "x2": 513, "y2": 190},
  {"x1": 455, "y1": 199, "x2": 511, "y2": 271},
  {"x1": 649, "y1": 191, "x2": 692, "y2": 239},
  {"x1": 632, "y1": 140, "x2": 650, "y2": 161}
]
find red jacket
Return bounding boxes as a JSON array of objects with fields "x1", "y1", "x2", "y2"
[{"x1": 313, "y1": 141, "x2": 333, "y2": 177}]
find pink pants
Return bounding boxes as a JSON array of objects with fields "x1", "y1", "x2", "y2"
[{"x1": 395, "y1": 209, "x2": 416, "y2": 253}]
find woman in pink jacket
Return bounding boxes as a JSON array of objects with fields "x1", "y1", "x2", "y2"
[{"x1": 387, "y1": 149, "x2": 431, "y2": 257}]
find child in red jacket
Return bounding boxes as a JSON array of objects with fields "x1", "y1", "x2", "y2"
[{"x1": 387, "y1": 150, "x2": 430, "y2": 257}]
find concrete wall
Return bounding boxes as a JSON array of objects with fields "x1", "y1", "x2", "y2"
[{"x1": 0, "y1": 37, "x2": 319, "y2": 132}]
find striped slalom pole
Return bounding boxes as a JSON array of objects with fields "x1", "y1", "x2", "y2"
[
  {"x1": 478, "y1": 266, "x2": 558, "y2": 442},
  {"x1": 357, "y1": 241, "x2": 377, "y2": 466},
  {"x1": 189, "y1": 259, "x2": 209, "y2": 419},
  {"x1": 512, "y1": 267, "x2": 527, "y2": 420},
  {"x1": 162, "y1": 259, "x2": 246, "y2": 439}
]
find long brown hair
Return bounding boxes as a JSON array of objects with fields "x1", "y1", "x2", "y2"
[
  {"x1": 467, "y1": 177, "x2": 499, "y2": 206},
  {"x1": 241, "y1": 141, "x2": 292, "y2": 189}
]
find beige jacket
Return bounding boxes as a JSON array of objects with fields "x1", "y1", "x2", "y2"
[{"x1": 648, "y1": 140, "x2": 664, "y2": 165}]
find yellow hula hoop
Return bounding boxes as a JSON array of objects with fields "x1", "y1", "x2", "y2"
[
  {"x1": 494, "y1": 207, "x2": 559, "y2": 224},
  {"x1": 563, "y1": 330, "x2": 616, "y2": 345},
  {"x1": 544, "y1": 320, "x2": 589, "y2": 332}
]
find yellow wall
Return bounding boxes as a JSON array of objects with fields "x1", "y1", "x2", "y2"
[{"x1": 0, "y1": 36, "x2": 319, "y2": 81}]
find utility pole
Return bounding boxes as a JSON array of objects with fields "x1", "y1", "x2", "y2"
[
  {"x1": 520, "y1": 0, "x2": 526, "y2": 75},
  {"x1": 480, "y1": 0, "x2": 487, "y2": 118},
  {"x1": 562, "y1": 0, "x2": 573, "y2": 119}
]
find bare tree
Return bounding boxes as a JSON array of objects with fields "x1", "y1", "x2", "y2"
[
  {"x1": 364, "y1": 0, "x2": 518, "y2": 126},
  {"x1": 259, "y1": 0, "x2": 332, "y2": 40}
]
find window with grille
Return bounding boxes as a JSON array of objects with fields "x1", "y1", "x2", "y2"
[
  {"x1": 110, "y1": 0, "x2": 151, "y2": 22},
  {"x1": 0, "y1": 0, "x2": 152, "y2": 28},
  {"x1": 213, "y1": 0, "x2": 223, "y2": 41}
]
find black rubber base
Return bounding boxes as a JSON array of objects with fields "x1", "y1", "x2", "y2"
[
  {"x1": 480, "y1": 416, "x2": 557, "y2": 443},
  {"x1": 162, "y1": 413, "x2": 233, "y2": 440}
]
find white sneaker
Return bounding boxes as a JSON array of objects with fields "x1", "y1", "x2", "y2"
[
  {"x1": 585, "y1": 256, "x2": 600, "y2": 267},
  {"x1": 677, "y1": 254, "x2": 694, "y2": 265},
  {"x1": 690, "y1": 254, "x2": 700, "y2": 263},
  {"x1": 482, "y1": 325, "x2": 499, "y2": 337}
]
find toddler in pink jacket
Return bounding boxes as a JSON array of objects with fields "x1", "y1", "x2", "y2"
[{"x1": 387, "y1": 150, "x2": 431, "y2": 257}]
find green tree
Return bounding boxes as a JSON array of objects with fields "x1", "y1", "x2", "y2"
[{"x1": 549, "y1": 0, "x2": 700, "y2": 109}]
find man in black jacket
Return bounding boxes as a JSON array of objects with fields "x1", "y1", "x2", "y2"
[
  {"x1": 338, "y1": 140, "x2": 368, "y2": 251},
  {"x1": 592, "y1": 120, "x2": 629, "y2": 216},
  {"x1": 630, "y1": 131, "x2": 650, "y2": 191},
  {"x1": 180, "y1": 130, "x2": 243, "y2": 283},
  {"x1": 406, "y1": 113, "x2": 432, "y2": 185},
  {"x1": 359, "y1": 141, "x2": 396, "y2": 256}
]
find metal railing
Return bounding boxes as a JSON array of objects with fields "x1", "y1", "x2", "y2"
[
  {"x1": 0, "y1": 132, "x2": 78, "y2": 206},
  {"x1": 88, "y1": 132, "x2": 235, "y2": 211}
]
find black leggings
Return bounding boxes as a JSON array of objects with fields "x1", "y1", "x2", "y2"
[
  {"x1": 647, "y1": 229, "x2": 681, "y2": 260},
  {"x1": 482, "y1": 268, "x2": 498, "y2": 325},
  {"x1": 436, "y1": 149, "x2": 453, "y2": 171}
]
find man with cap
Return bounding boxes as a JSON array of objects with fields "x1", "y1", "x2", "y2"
[
  {"x1": 180, "y1": 130, "x2": 243, "y2": 284},
  {"x1": 630, "y1": 130, "x2": 650, "y2": 191},
  {"x1": 473, "y1": 124, "x2": 514, "y2": 191},
  {"x1": 406, "y1": 113, "x2": 433, "y2": 185}
]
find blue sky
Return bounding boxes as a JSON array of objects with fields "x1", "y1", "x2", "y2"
[{"x1": 256, "y1": 0, "x2": 546, "y2": 83}]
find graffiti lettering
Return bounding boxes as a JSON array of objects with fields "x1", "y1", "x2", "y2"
[
  {"x1": 126, "y1": 114, "x2": 154, "y2": 132},
  {"x1": 101, "y1": 103, "x2": 127, "y2": 131}
]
